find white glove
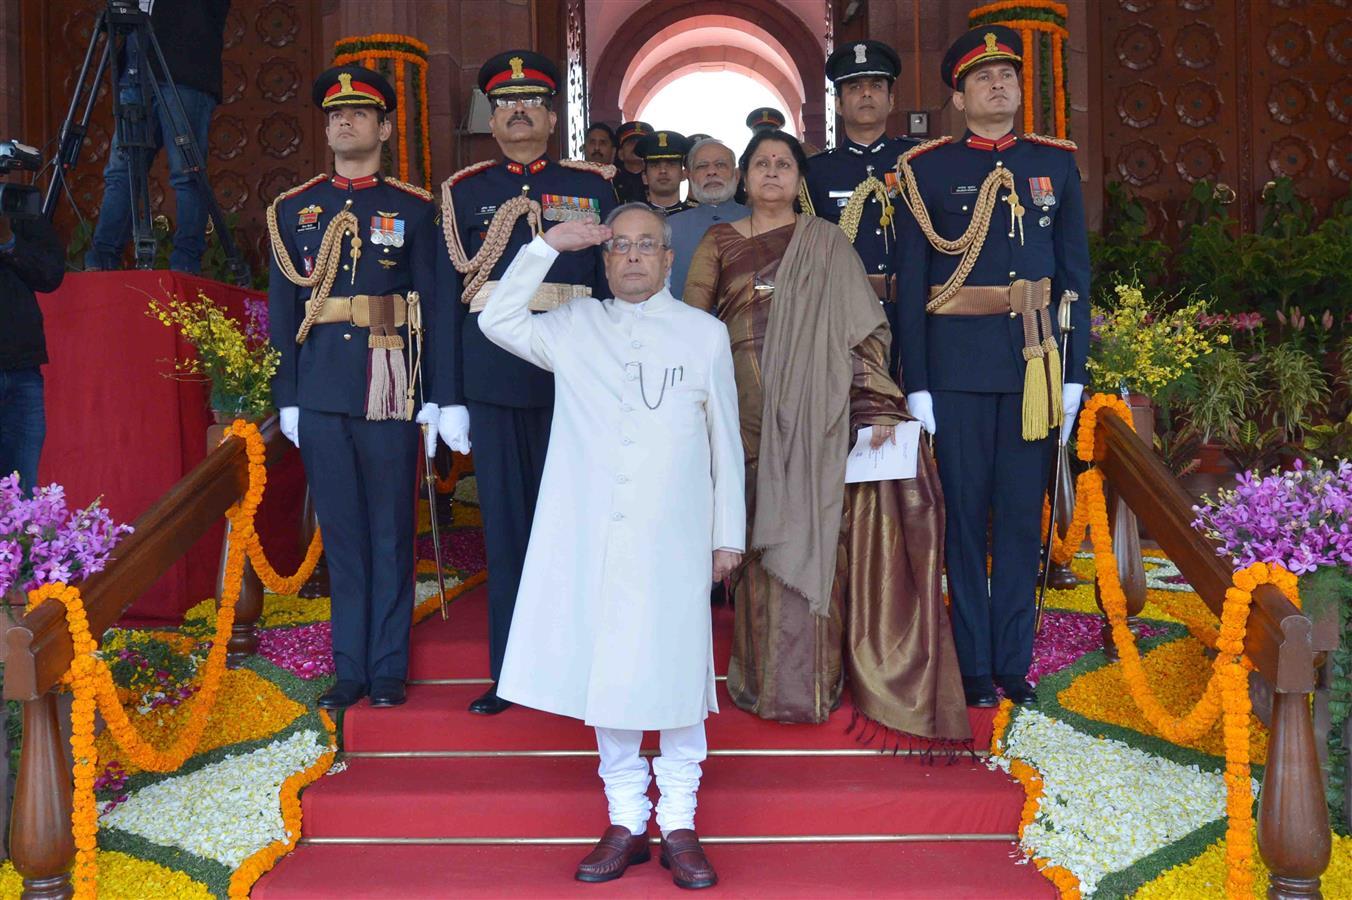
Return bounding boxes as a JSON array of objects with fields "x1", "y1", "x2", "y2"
[
  {"x1": 1061, "y1": 383, "x2": 1085, "y2": 444},
  {"x1": 906, "y1": 391, "x2": 937, "y2": 436},
  {"x1": 415, "y1": 402, "x2": 440, "y2": 457},
  {"x1": 279, "y1": 406, "x2": 300, "y2": 448},
  {"x1": 437, "y1": 405, "x2": 472, "y2": 454}
]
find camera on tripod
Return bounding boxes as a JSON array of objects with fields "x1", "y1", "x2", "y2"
[{"x1": 0, "y1": 139, "x2": 42, "y2": 219}]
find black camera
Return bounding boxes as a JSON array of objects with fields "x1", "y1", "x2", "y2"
[{"x1": 0, "y1": 140, "x2": 42, "y2": 220}]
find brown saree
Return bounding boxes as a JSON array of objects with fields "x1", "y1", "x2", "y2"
[{"x1": 684, "y1": 218, "x2": 969, "y2": 742}]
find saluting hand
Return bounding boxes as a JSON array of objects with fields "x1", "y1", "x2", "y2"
[{"x1": 542, "y1": 220, "x2": 612, "y2": 253}]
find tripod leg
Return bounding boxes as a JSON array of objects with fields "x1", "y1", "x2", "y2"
[
  {"x1": 43, "y1": 12, "x2": 114, "y2": 220},
  {"x1": 124, "y1": 52, "x2": 160, "y2": 269}
]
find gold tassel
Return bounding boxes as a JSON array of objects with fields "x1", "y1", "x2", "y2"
[
  {"x1": 1022, "y1": 349, "x2": 1050, "y2": 441},
  {"x1": 1046, "y1": 339, "x2": 1064, "y2": 430},
  {"x1": 365, "y1": 334, "x2": 408, "y2": 421}
]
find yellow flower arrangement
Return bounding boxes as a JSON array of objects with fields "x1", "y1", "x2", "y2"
[
  {"x1": 147, "y1": 291, "x2": 280, "y2": 418},
  {"x1": 1086, "y1": 281, "x2": 1228, "y2": 406}
]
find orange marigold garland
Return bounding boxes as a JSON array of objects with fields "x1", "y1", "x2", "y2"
[{"x1": 1074, "y1": 393, "x2": 1299, "y2": 899}]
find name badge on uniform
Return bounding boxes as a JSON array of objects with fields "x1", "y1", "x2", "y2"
[
  {"x1": 951, "y1": 184, "x2": 978, "y2": 195},
  {"x1": 541, "y1": 194, "x2": 600, "y2": 223},
  {"x1": 296, "y1": 204, "x2": 322, "y2": 232},
  {"x1": 1029, "y1": 177, "x2": 1056, "y2": 207},
  {"x1": 369, "y1": 214, "x2": 405, "y2": 248},
  {"x1": 828, "y1": 189, "x2": 851, "y2": 209}
]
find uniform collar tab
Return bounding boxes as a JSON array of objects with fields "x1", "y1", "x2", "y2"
[
  {"x1": 964, "y1": 131, "x2": 1018, "y2": 152},
  {"x1": 331, "y1": 172, "x2": 381, "y2": 190},
  {"x1": 505, "y1": 156, "x2": 549, "y2": 175}
]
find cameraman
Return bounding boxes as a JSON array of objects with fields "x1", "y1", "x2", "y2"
[
  {"x1": 0, "y1": 211, "x2": 64, "y2": 492},
  {"x1": 85, "y1": 0, "x2": 231, "y2": 274}
]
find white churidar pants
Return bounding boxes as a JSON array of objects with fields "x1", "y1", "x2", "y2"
[{"x1": 594, "y1": 723, "x2": 707, "y2": 835}]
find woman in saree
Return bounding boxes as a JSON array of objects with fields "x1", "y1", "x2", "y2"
[{"x1": 682, "y1": 130, "x2": 969, "y2": 744}]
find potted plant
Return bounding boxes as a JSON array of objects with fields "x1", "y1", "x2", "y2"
[{"x1": 146, "y1": 290, "x2": 280, "y2": 423}]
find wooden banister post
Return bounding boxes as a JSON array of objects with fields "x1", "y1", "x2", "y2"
[
  {"x1": 1047, "y1": 441, "x2": 1079, "y2": 589},
  {"x1": 1259, "y1": 689, "x2": 1331, "y2": 899},
  {"x1": 1094, "y1": 478, "x2": 1147, "y2": 659},
  {"x1": 9, "y1": 691, "x2": 73, "y2": 900},
  {"x1": 218, "y1": 520, "x2": 263, "y2": 668}
]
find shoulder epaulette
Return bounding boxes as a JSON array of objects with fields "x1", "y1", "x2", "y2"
[
  {"x1": 386, "y1": 176, "x2": 433, "y2": 202},
  {"x1": 1024, "y1": 133, "x2": 1078, "y2": 152},
  {"x1": 274, "y1": 173, "x2": 327, "y2": 203},
  {"x1": 559, "y1": 158, "x2": 617, "y2": 181},
  {"x1": 898, "y1": 136, "x2": 954, "y2": 167},
  {"x1": 446, "y1": 159, "x2": 498, "y2": 188}
]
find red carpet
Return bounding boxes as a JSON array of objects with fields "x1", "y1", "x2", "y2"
[{"x1": 253, "y1": 585, "x2": 1054, "y2": 898}]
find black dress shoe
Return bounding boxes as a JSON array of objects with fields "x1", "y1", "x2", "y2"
[
  {"x1": 317, "y1": 680, "x2": 366, "y2": 710},
  {"x1": 962, "y1": 676, "x2": 999, "y2": 708},
  {"x1": 998, "y1": 678, "x2": 1038, "y2": 706},
  {"x1": 368, "y1": 677, "x2": 407, "y2": 708},
  {"x1": 468, "y1": 686, "x2": 513, "y2": 715}
]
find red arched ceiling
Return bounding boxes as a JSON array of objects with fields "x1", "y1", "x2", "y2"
[
  {"x1": 619, "y1": 20, "x2": 803, "y2": 106},
  {"x1": 590, "y1": 0, "x2": 826, "y2": 147}
]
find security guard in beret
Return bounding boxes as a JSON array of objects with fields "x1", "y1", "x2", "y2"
[
  {"x1": 268, "y1": 64, "x2": 439, "y2": 711},
  {"x1": 614, "y1": 120, "x2": 653, "y2": 204},
  {"x1": 745, "y1": 107, "x2": 786, "y2": 132},
  {"x1": 636, "y1": 129, "x2": 695, "y2": 214},
  {"x1": 803, "y1": 39, "x2": 916, "y2": 382},
  {"x1": 893, "y1": 25, "x2": 1089, "y2": 709},
  {"x1": 430, "y1": 49, "x2": 617, "y2": 715}
]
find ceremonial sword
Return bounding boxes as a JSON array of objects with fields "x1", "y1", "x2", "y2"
[
  {"x1": 1035, "y1": 289, "x2": 1078, "y2": 634},
  {"x1": 409, "y1": 292, "x2": 451, "y2": 620}
]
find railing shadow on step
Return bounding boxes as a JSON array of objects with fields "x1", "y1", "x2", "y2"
[
  {"x1": 0, "y1": 416, "x2": 292, "y2": 899},
  {"x1": 1092, "y1": 411, "x2": 1335, "y2": 900}
]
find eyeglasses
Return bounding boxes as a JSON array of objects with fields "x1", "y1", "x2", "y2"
[
  {"x1": 604, "y1": 237, "x2": 667, "y2": 255},
  {"x1": 492, "y1": 96, "x2": 547, "y2": 110}
]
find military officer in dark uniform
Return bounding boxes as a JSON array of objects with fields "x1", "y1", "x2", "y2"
[
  {"x1": 636, "y1": 129, "x2": 695, "y2": 214},
  {"x1": 268, "y1": 65, "x2": 439, "y2": 710},
  {"x1": 431, "y1": 50, "x2": 617, "y2": 715},
  {"x1": 613, "y1": 120, "x2": 653, "y2": 204},
  {"x1": 893, "y1": 26, "x2": 1089, "y2": 709},
  {"x1": 803, "y1": 39, "x2": 916, "y2": 381}
]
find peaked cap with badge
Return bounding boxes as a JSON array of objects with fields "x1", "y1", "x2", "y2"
[
  {"x1": 941, "y1": 25, "x2": 1022, "y2": 90},
  {"x1": 615, "y1": 121, "x2": 654, "y2": 147},
  {"x1": 312, "y1": 64, "x2": 397, "y2": 112},
  {"x1": 636, "y1": 130, "x2": 692, "y2": 162},
  {"x1": 745, "y1": 107, "x2": 786, "y2": 132},
  {"x1": 826, "y1": 39, "x2": 901, "y2": 86},
  {"x1": 478, "y1": 49, "x2": 559, "y2": 98}
]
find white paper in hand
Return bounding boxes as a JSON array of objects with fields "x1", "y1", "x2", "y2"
[{"x1": 845, "y1": 422, "x2": 922, "y2": 483}]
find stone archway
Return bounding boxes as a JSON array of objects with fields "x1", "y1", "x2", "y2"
[{"x1": 590, "y1": 0, "x2": 826, "y2": 147}]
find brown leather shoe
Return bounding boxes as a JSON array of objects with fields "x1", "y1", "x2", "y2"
[
  {"x1": 660, "y1": 829, "x2": 718, "y2": 889},
  {"x1": 574, "y1": 825, "x2": 650, "y2": 883}
]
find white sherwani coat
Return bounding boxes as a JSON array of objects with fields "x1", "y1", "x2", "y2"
[{"x1": 485, "y1": 236, "x2": 745, "y2": 731}]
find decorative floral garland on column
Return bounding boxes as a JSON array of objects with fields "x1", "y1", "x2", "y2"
[
  {"x1": 25, "y1": 421, "x2": 324, "y2": 899},
  {"x1": 968, "y1": 1, "x2": 1071, "y2": 139},
  {"x1": 332, "y1": 34, "x2": 433, "y2": 190}
]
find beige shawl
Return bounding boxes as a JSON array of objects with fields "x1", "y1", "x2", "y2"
[{"x1": 753, "y1": 215, "x2": 887, "y2": 617}]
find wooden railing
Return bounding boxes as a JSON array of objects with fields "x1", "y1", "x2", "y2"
[
  {"x1": 1092, "y1": 412, "x2": 1335, "y2": 899},
  {"x1": 1, "y1": 417, "x2": 288, "y2": 899}
]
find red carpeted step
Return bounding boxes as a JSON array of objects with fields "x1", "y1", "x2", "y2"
[
  {"x1": 253, "y1": 840, "x2": 1055, "y2": 899},
  {"x1": 302, "y1": 755, "x2": 1021, "y2": 839},
  {"x1": 343, "y1": 682, "x2": 996, "y2": 753},
  {"x1": 408, "y1": 585, "x2": 735, "y2": 680}
]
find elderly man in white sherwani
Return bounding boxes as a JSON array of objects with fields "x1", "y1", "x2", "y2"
[{"x1": 480, "y1": 202, "x2": 745, "y2": 891}]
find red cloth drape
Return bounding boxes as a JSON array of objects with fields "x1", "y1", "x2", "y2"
[{"x1": 37, "y1": 271, "x2": 306, "y2": 623}]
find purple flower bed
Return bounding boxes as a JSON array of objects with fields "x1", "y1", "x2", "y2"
[
  {"x1": 1029, "y1": 610, "x2": 1167, "y2": 684},
  {"x1": 416, "y1": 528, "x2": 487, "y2": 574},
  {"x1": 258, "y1": 622, "x2": 334, "y2": 679}
]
